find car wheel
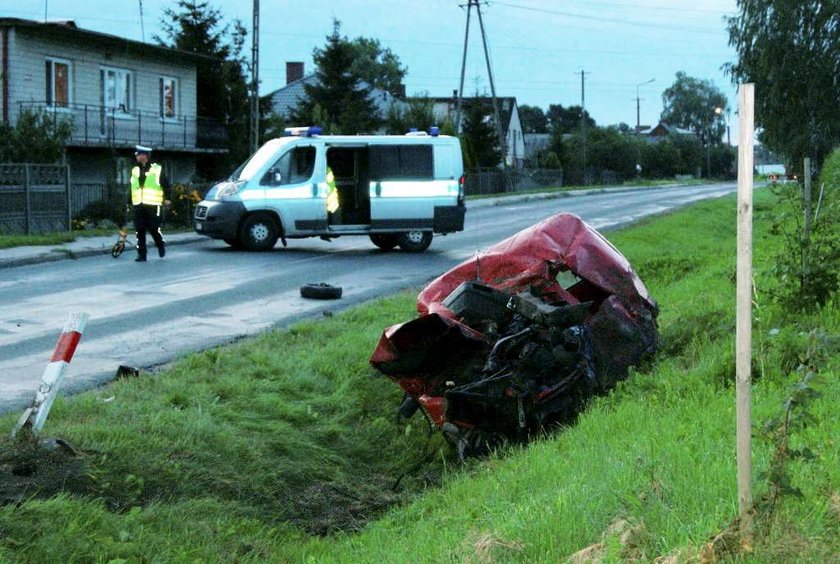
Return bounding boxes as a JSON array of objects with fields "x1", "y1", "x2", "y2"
[
  {"x1": 398, "y1": 230, "x2": 433, "y2": 253},
  {"x1": 239, "y1": 214, "x2": 279, "y2": 251},
  {"x1": 300, "y1": 283, "x2": 343, "y2": 300},
  {"x1": 370, "y1": 233, "x2": 399, "y2": 251}
]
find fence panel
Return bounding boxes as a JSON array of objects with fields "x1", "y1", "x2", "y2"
[{"x1": 0, "y1": 164, "x2": 70, "y2": 234}]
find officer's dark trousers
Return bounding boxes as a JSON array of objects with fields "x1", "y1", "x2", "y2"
[{"x1": 133, "y1": 204, "x2": 164, "y2": 259}]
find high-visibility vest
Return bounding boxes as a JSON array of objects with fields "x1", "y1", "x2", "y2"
[
  {"x1": 130, "y1": 164, "x2": 164, "y2": 206},
  {"x1": 326, "y1": 167, "x2": 339, "y2": 213}
]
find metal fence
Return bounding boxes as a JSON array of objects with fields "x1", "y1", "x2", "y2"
[
  {"x1": 465, "y1": 167, "x2": 564, "y2": 195},
  {"x1": 0, "y1": 164, "x2": 71, "y2": 234}
]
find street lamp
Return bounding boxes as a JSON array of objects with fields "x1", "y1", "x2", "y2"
[{"x1": 635, "y1": 78, "x2": 655, "y2": 132}]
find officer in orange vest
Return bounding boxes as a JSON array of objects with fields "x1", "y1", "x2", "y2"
[{"x1": 130, "y1": 145, "x2": 170, "y2": 262}]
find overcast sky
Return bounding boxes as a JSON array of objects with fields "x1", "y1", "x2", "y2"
[{"x1": 5, "y1": 0, "x2": 741, "y2": 131}]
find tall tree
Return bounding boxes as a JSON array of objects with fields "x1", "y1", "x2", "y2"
[
  {"x1": 290, "y1": 20, "x2": 381, "y2": 134},
  {"x1": 518, "y1": 104, "x2": 548, "y2": 133},
  {"x1": 385, "y1": 94, "x2": 437, "y2": 134},
  {"x1": 461, "y1": 98, "x2": 501, "y2": 168},
  {"x1": 349, "y1": 37, "x2": 407, "y2": 94},
  {"x1": 157, "y1": 0, "x2": 250, "y2": 177},
  {"x1": 546, "y1": 104, "x2": 595, "y2": 134},
  {"x1": 660, "y1": 72, "x2": 728, "y2": 143},
  {"x1": 726, "y1": 0, "x2": 840, "y2": 169}
]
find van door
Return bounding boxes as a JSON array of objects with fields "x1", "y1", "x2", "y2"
[
  {"x1": 262, "y1": 144, "x2": 326, "y2": 233},
  {"x1": 368, "y1": 143, "x2": 444, "y2": 231}
]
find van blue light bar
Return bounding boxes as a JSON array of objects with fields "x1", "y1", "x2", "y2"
[{"x1": 283, "y1": 126, "x2": 323, "y2": 137}]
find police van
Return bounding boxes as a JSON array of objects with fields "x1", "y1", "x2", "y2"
[{"x1": 193, "y1": 126, "x2": 466, "y2": 252}]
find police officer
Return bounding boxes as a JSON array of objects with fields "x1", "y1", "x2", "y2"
[{"x1": 130, "y1": 145, "x2": 170, "y2": 262}]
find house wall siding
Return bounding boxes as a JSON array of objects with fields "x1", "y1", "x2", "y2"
[{"x1": 9, "y1": 29, "x2": 196, "y2": 122}]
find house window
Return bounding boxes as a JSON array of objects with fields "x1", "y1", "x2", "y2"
[
  {"x1": 160, "y1": 77, "x2": 177, "y2": 119},
  {"x1": 100, "y1": 67, "x2": 132, "y2": 114},
  {"x1": 45, "y1": 58, "x2": 71, "y2": 107}
]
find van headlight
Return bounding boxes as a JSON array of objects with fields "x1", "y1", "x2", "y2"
[{"x1": 215, "y1": 181, "x2": 245, "y2": 199}]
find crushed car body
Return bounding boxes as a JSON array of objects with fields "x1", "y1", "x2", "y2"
[{"x1": 370, "y1": 213, "x2": 659, "y2": 455}]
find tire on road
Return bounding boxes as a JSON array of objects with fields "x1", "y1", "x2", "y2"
[
  {"x1": 300, "y1": 283, "x2": 343, "y2": 300},
  {"x1": 369, "y1": 233, "x2": 400, "y2": 251},
  {"x1": 398, "y1": 230, "x2": 433, "y2": 253},
  {"x1": 239, "y1": 213, "x2": 279, "y2": 251}
]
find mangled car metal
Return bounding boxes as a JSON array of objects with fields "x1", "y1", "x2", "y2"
[{"x1": 370, "y1": 213, "x2": 659, "y2": 456}]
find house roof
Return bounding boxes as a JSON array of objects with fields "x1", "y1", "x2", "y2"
[
  {"x1": 0, "y1": 18, "x2": 216, "y2": 64},
  {"x1": 425, "y1": 96, "x2": 518, "y2": 132},
  {"x1": 637, "y1": 121, "x2": 696, "y2": 137},
  {"x1": 267, "y1": 74, "x2": 406, "y2": 120}
]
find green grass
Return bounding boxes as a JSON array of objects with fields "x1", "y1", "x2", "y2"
[
  {"x1": 1, "y1": 190, "x2": 838, "y2": 562},
  {"x1": 0, "y1": 226, "x2": 194, "y2": 249}
]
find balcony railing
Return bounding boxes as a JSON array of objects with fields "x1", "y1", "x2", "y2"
[{"x1": 17, "y1": 102, "x2": 228, "y2": 151}]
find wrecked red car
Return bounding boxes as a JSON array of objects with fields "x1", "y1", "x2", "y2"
[{"x1": 370, "y1": 213, "x2": 659, "y2": 456}]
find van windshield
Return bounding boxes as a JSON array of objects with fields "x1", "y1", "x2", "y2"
[{"x1": 228, "y1": 138, "x2": 296, "y2": 181}]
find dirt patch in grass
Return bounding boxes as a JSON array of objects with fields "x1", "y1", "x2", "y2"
[{"x1": 0, "y1": 433, "x2": 94, "y2": 505}]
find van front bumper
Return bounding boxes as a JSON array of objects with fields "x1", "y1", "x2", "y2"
[{"x1": 193, "y1": 200, "x2": 246, "y2": 239}]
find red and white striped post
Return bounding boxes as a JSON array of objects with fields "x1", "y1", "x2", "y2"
[{"x1": 12, "y1": 312, "x2": 89, "y2": 437}]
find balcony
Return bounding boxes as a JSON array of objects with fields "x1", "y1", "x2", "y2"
[{"x1": 17, "y1": 102, "x2": 228, "y2": 152}]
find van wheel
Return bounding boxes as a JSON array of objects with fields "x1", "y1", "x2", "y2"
[
  {"x1": 239, "y1": 214, "x2": 279, "y2": 251},
  {"x1": 370, "y1": 234, "x2": 399, "y2": 251},
  {"x1": 398, "y1": 231, "x2": 433, "y2": 253}
]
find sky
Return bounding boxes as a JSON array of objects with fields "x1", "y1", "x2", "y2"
[{"x1": 3, "y1": 0, "x2": 742, "y2": 133}]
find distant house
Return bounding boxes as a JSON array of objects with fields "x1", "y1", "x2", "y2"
[
  {"x1": 523, "y1": 133, "x2": 551, "y2": 165},
  {"x1": 636, "y1": 121, "x2": 697, "y2": 142},
  {"x1": 267, "y1": 62, "x2": 406, "y2": 134},
  {"x1": 0, "y1": 18, "x2": 226, "y2": 186},
  {"x1": 426, "y1": 94, "x2": 524, "y2": 169}
]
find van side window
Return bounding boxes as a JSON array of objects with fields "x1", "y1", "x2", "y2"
[
  {"x1": 262, "y1": 146, "x2": 316, "y2": 186},
  {"x1": 369, "y1": 145, "x2": 433, "y2": 180}
]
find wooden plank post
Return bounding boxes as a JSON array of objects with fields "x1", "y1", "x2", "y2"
[
  {"x1": 65, "y1": 164, "x2": 72, "y2": 232},
  {"x1": 802, "y1": 157, "x2": 812, "y2": 290},
  {"x1": 736, "y1": 83, "x2": 755, "y2": 529}
]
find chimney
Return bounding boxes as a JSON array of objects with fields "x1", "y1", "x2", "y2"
[{"x1": 286, "y1": 62, "x2": 304, "y2": 85}]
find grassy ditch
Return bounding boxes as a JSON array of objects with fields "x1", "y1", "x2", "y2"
[{"x1": 1, "y1": 190, "x2": 838, "y2": 562}]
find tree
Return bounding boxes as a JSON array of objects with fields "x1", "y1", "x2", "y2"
[
  {"x1": 385, "y1": 94, "x2": 437, "y2": 135},
  {"x1": 290, "y1": 20, "x2": 381, "y2": 134},
  {"x1": 660, "y1": 72, "x2": 728, "y2": 143},
  {"x1": 726, "y1": 1, "x2": 840, "y2": 170},
  {"x1": 0, "y1": 109, "x2": 73, "y2": 163},
  {"x1": 157, "y1": 0, "x2": 250, "y2": 178},
  {"x1": 348, "y1": 37, "x2": 407, "y2": 94},
  {"x1": 518, "y1": 105, "x2": 548, "y2": 133},
  {"x1": 546, "y1": 104, "x2": 595, "y2": 134},
  {"x1": 461, "y1": 98, "x2": 501, "y2": 168}
]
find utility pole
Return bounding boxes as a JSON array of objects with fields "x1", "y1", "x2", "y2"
[
  {"x1": 456, "y1": 0, "x2": 510, "y2": 189},
  {"x1": 455, "y1": 0, "x2": 472, "y2": 134},
  {"x1": 139, "y1": 0, "x2": 145, "y2": 42},
  {"x1": 249, "y1": 0, "x2": 260, "y2": 155},
  {"x1": 578, "y1": 69, "x2": 590, "y2": 184},
  {"x1": 635, "y1": 78, "x2": 655, "y2": 132}
]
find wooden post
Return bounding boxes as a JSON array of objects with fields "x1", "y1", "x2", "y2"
[
  {"x1": 24, "y1": 164, "x2": 32, "y2": 235},
  {"x1": 65, "y1": 164, "x2": 72, "y2": 231},
  {"x1": 736, "y1": 83, "x2": 755, "y2": 529},
  {"x1": 802, "y1": 157, "x2": 812, "y2": 291}
]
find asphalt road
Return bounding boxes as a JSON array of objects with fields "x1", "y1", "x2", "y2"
[{"x1": 0, "y1": 183, "x2": 737, "y2": 415}]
